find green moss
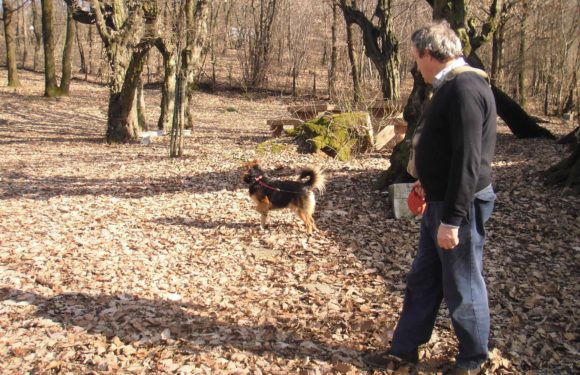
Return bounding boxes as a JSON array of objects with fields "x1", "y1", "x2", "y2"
[
  {"x1": 256, "y1": 140, "x2": 288, "y2": 155},
  {"x1": 292, "y1": 112, "x2": 372, "y2": 161}
]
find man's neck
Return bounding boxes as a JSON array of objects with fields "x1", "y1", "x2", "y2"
[{"x1": 432, "y1": 57, "x2": 467, "y2": 88}]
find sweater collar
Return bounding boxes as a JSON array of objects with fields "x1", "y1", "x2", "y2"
[{"x1": 432, "y1": 57, "x2": 467, "y2": 89}]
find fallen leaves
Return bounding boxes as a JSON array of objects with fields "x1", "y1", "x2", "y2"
[{"x1": 0, "y1": 70, "x2": 578, "y2": 374}]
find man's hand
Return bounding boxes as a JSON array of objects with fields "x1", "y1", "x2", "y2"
[
  {"x1": 437, "y1": 224, "x2": 459, "y2": 250},
  {"x1": 412, "y1": 180, "x2": 425, "y2": 197}
]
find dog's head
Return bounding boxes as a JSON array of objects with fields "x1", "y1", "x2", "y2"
[{"x1": 242, "y1": 160, "x2": 264, "y2": 184}]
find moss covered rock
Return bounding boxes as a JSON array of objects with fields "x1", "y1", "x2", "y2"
[{"x1": 288, "y1": 112, "x2": 373, "y2": 161}]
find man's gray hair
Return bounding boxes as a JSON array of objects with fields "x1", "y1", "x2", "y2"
[{"x1": 411, "y1": 21, "x2": 463, "y2": 62}]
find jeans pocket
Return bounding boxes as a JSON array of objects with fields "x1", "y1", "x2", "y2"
[{"x1": 474, "y1": 198, "x2": 495, "y2": 224}]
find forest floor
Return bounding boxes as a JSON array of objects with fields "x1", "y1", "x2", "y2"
[{"x1": 0, "y1": 69, "x2": 578, "y2": 375}]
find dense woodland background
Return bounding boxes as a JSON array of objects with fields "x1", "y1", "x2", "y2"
[
  {"x1": 1, "y1": 0, "x2": 578, "y2": 111},
  {"x1": 1, "y1": 0, "x2": 579, "y2": 191}
]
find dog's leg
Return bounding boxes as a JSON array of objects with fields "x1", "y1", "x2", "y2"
[
  {"x1": 260, "y1": 212, "x2": 268, "y2": 230},
  {"x1": 309, "y1": 215, "x2": 318, "y2": 232},
  {"x1": 256, "y1": 201, "x2": 270, "y2": 230},
  {"x1": 300, "y1": 193, "x2": 317, "y2": 234},
  {"x1": 297, "y1": 210, "x2": 313, "y2": 234}
]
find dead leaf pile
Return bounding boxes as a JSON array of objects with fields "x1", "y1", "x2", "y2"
[{"x1": 0, "y1": 70, "x2": 578, "y2": 374}]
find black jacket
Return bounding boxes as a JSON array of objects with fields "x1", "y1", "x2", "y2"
[{"x1": 415, "y1": 72, "x2": 496, "y2": 226}]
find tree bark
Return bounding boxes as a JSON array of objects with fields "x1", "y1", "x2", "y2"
[
  {"x1": 374, "y1": 65, "x2": 427, "y2": 188},
  {"x1": 491, "y1": 17, "x2": 504, "y2": 86},
  {"x1": 345, "y1": 21, "x2": 362, "y2": 104},
  {"x1": 467, "y1": 53, "x2": 555, "y2": 139},
  {"x1": 41, "y1": 0, "x2": 74, "y2": 97},
  {"x1": 59, "y1": 7, "x2": 76, "y2": 95},
  {"x1": 32, "y1": 0, "x2": 43, "y2": 72},
  {"x1": 41, "y1": 0, "x2": 59, "y2": 96},
  {"x1": 183, "y1": 0, "x2": 211, "y2": 130},
  {"x1": 76, "y1": 24, "x2": 88, "y2": 78},
  {"x1": 517, "y1": 4, "x2": 528, "y2": 108},
  {"x1": 544, "y1": 137, "x2": 580, "y2": 195},
  {"x1": 156, "y1": 40, "x2": 176, "y2": 132},
  {"x1": 64, "y1": 0, "x2": 158, "y2": 142},
  {"x1": 3, "y1": 0, "x2": 21, "y2": 87},
  {"x1": 328, "y1": 1, "x2": 339, "y2": 100},
  {"x1": 19, "y1": 0, "x2": 29, "y2": 68},
  {"x1": 242, "y1": 0, "x2": 277, "y2": 88},
  {"x1": 106, "y1": 47, "x2": 149, "y2": 143},
  {"x1": 337, "y1": 0, "x2": 400, "y2": 100}
]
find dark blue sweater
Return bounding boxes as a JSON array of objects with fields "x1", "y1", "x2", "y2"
[{"x1": 415, "y1": 72, "x2": 497, "y2": 226}]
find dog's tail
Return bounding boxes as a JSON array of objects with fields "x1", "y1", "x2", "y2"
[{"x1": 299, "y1": 167, "x2": 326, "y2": 193}]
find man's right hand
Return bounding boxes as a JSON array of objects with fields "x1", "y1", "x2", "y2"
[{"x1": 412, "y1": 180, "x2": 425, "y2": 198}]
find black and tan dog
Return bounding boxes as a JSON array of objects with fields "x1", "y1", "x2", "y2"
[{"x1": 242, "y1": 161, "x2": 325, "y2": 234}]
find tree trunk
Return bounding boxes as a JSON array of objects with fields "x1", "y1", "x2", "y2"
[
  {"x1": 136, "y1": 77, "x2": 147, "y2": 130},
  {"x1": 41, "y1": 0, "x2": 59, "y2": 96},
  {"x1": 375, "y1": 65, "x2": 427, "y2": 188},
  {"x1": 170, "y1": 71, "x2": 186, "y2": 157},
  {"x1": 338, "y1": 0, "x2": 401, "y2": 100},
  {"x1": 106, "y1": 46, "x2": 149, "y2": 143},
  {"x1": 3, "y1": 0, "x2": 21, "y2": 87},
  {"x1": 32, "y1": 0, "x2": 43, "y2": 72},
  {"x1": 544, "y1": 137, "x2": 580, "y2": 195},
  {"x1": 491, "y1": 13, "x2": 505, "y2": 86},
  {"x1": 156, "y1": 41, "x2": 176, "y2": 132},
  {"x1": 87, "y1": 25, "x2": 94, "y2": 76},
  {"x1": 183, "y1": 0, "x2": 211, "y2": 130},
  {"x1": 59, "y1": 7, "x2": 76, "y2": 95},
  {"x1": 467, "y1": 53, "x2": 555, "y2": 139},
  {"x1": 328, "y1": 1, "x2": 338, "y2": 100},
  {"x1": 517, "y1": 4, "x2": 528, "y2": 108},
  {"x1": 76, "y1": 24, "x2": 88, "y2": 78},
  {"x1": 19, "y1": 0, "x2": 29, "y2": 69},
  {"x1": 345, "y1": 21, "x2": 362, "y2": 104},
  {"x1": 243, "y1": 0, "x2": 277, "y2": 88},
  {"x1": 292, "y1": 66, "x2": 297, "y2": 97}
]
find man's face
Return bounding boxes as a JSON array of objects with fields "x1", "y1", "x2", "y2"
[{"x1": 411, "y1": 46, "x2": 434, "y2": 84}]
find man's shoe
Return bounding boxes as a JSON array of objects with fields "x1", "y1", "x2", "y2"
[{"x1": 362, "y1": 349, "x2": 418, "y2": 368}]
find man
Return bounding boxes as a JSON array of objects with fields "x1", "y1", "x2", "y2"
[{"x1": 364, "y1": 22, "x2": 497, "y2": 375}]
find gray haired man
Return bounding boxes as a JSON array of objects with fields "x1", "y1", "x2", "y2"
[{"x1": 365, "y1": 21, "x2": 497, "y2": 375}]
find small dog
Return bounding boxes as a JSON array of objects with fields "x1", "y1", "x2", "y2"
[{"x1": 242, "y1": 161, "x2": 325, "y2": 234}]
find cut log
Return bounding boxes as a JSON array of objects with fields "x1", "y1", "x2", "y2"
[
  {"x1": 287, "y1": 103, "x2": 339, "y2": 121},
  {"x1": 266, "y1": 118, "x2": 303, "y2": 137}
]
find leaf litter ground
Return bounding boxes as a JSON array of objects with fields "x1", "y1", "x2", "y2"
[{"x1": 0, "y1": 70, "x2": 578, "y2": 374}]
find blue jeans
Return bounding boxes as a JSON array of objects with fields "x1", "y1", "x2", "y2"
[{"x1": 391, "y1": 196, "x2": 495, "y2": 370}]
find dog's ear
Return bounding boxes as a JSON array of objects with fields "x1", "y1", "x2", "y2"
[{"x1": 243, "y1": 159, "x2": 259, "y2": 169}]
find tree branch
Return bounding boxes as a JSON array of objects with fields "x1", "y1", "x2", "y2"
[{"x1": 469, "y1": 0, "x2": 502, "y2": 51}]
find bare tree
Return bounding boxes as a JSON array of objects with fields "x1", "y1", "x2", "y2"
[
  {"x1": 2, "y1": 0, "x2": 21, "y2": 87},
  {"x1": 31, "y1": 0, "x2": 43, "y2": 72},
  {"x1": 237, "y1": 0, "x2": 279, "y2": 88},
  {"x1": 328, "y1": 1, "x2": 339, "y2": 99},
  {"x1": 41, "y1": 0, "x2": 75, "y2": 97},
  {"x1": 65, "y1": 0, "x2": 157, "y2": 142},
  {"x1": 281, "y1": 1, "x2": 314, "y2": 97},
  {"x1": 516, "y1": 1, "x2": 528, "y2": 107},
  {"x1": 18, "y1": 0, "x2": 30, "y2": 68},
  {"x1": 345, "y1": 19, "x2": 362, "y2": 103},
  {"x1": 336, "y1": 0, "x2": 401, "y2": 100},
  {"x1": 170, "y1": 0, "x2": 212, "y2": 157}
]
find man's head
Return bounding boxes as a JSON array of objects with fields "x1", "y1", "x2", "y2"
[{"x1": 411, "y1": 21, "x2": 463, "y2": 83}]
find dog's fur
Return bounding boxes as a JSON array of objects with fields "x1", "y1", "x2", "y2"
[{"x1": 242, "y1": 161, "x2": 325, "y2": 234}]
